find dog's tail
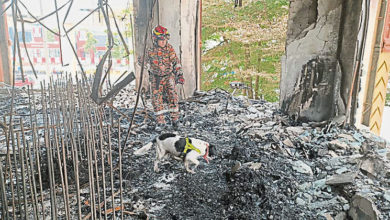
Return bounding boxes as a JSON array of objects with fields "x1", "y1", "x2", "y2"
[{"x1": 134, "y1": 138, "x2": 156, "y2": 155}]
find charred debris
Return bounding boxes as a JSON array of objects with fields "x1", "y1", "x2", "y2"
[{"x1": 0, "y1": 79, "x2": 389, "y2": 219}]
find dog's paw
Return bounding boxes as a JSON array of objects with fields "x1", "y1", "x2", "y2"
[
  {"x1": 186, "y1": 169, "x2": 195, "y2": 174},
  {"x1": 173, "y1": 156, "x2": 183, "y2": 161}
]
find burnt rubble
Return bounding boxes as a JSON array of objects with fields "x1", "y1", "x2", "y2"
[
  {"x1": 116, "y1": 88, "x2": 390, "y2": 219},
  {"x1": 1, "y1": 84, "x2": 389, "y2": 219}
]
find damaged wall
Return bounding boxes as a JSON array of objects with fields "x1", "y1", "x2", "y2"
[
  {"x1": 132, "y1": 0, "x2": 159, "y2": 93},
  {"x1": 133, "y1": 0, "x2": 201, "y2": 98},
  {"x1": 339, "y1": 0, "x2": 365, "y2": 123},
  {"x1": 281, "y1": 0, "x2": 363, "y2": 122}
]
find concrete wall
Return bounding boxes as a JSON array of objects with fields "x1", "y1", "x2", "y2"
[
  {"x1": 159, "y1": 0, "x2": 181, "y2": 59},
  {"x1": 133, "y1": 0, "x2": 158, "y2": 91},
  {"x1": 281, "y1": 0, "x2": 363, "y2": 122},
  {"x1": 133, "y1": 0, "x2": 201, "y2": 99},
  {"x1": 180, "y1": 0, "x2": 199, "y2": 97},
  {"x1": 339, "y1": 0, "x2": 364, "y2": 124}
]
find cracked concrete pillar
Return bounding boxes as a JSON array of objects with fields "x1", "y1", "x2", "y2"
[{"x1": 280, "y1": 0, "x2": 363, "y2": 122}]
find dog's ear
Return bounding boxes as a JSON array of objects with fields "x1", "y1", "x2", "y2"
[{"x1": 208, "y1": 144, "x2": 216, "y2": 156}]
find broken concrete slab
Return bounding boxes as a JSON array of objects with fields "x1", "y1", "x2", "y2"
[
  {"x1": 308, "y1": 197, "x2": 339, "y2": 210},
  {"x1": 247, "y1": 162, "x2": 262, "y2": 171},
  {"x1": 349, "y1": 194, "x2": 380, "y2": 220},
  {"x1": 298, "y1": 182, "x2": 312, "y2": 191},
  {"x1": 328, "y1": 150, "x2": 339, "y2": 158},
  {"x1": 375, "y1": 148, "x2": 390, "y2": 160},
  {"x1": 320, "y1": 212, "x2": 334, "y2": 220},
  {"x1": 335, "y1": 167, "x2": 348, "y2": 174},
  {"x1": 343, "y1": 204, "x2": 350, "y2": 211},
  {"x1": 286, "y1": 126, "x2": 304, "y2": 135},
  {"x1": 292, "y1": 160, "x2": 313, "y2": 175},
  {"x1": 360, "y1": 159, "x2": 376, "y2": 178},
  {"x1": 359, "y1": 156, "x2": 388, "y2": 178},
  {"x1": 313, "y1": 178, "x2": 327, "y2": 190},
  {"x1": 383, "y1": 190, "x2": 390, "y2": 202},
  {"x1": 329, "y1": 140, "x2": 349, "y2": 150},
  {"x1": 326, "y1": 172, "x2": 357, "y2": 185},
  {"x1": 334, "y1": 212, "x2": 347, "y2": 220},
  {"x1": 296, "y1": 197, "x2": 306, "y2": 206},
  {"x1": 283, "y1": 138, "x2": 295, "y2": 147},
  {"x1": 352, "y1": 132, "x2": 365, "y2": 143},
  {"x1": 338, "y1": 133, "x2": 355, "y2": 142}
]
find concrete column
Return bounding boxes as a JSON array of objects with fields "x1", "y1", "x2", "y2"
[
  {"x1": 281, "y1": 0, "x2": 363, "y2": 122},
  {"x1": 133, "y1": 0, "x2": 158, "y2": 92},
  {"x1": 356, "y1": 0, "x2": 385, "y2": 127}
]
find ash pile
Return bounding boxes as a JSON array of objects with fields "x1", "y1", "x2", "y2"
[{"x1": 118, "y1": 89, "x2": 390, "y2": 220}]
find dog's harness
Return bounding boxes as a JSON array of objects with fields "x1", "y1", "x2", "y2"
[
  {"x1": 183, "y1": 138, "x2": 201, "y2": 154},
  {"x1": 182, "y1": 138, "x2": 210, "y2": 163}
]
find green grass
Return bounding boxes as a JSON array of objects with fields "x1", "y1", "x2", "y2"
[{"x1": 201, "y1": 0, "x2": 288, "y2": 102}]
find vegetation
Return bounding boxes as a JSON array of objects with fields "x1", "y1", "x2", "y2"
[
  {"x1": 201, "y1": 0, "x2": 289, "y2": 102},
  {"x1": 84, "y1": 32, "x2": 98, "y2": 52},
  {"x1": 47, "y1": 29, "x2": 58, "y2": 42}
]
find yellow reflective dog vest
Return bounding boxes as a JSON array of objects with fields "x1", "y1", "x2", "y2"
[{"x1": 183, "y1": 138, "x2": 201, "y2": 154}]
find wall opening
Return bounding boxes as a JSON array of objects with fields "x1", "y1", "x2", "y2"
[{"x1": 200, "y1": 0, "x2": 289, "y2": 102}]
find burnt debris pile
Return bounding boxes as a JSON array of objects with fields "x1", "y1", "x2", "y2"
[
  {"x1": 123, "y1": 89, "x2": 390, "y2": 219},
  {"x1": 1, "y1": 82, "x2": 390, "y2": 219}
]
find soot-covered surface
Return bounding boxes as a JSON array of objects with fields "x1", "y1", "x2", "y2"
[
  {"x1": 114, "y1": 89, "x2": 390, "y2": 219},
  {"x1": 2, "y1": 86, "x2": 389, "y2": 219}
]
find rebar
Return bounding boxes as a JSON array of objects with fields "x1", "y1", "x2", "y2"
[
  {"x1": 1, "y1": 74, "x2": 132, "y2": 218},
  {"x1": 20, "y1": 119, "x2": 38, "y2": 220},
  {"x1": 1, "y1": 0, "x2": 133, "y2": 217}
]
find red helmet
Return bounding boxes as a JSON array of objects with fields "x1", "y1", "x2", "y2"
[{"x1": 152, "y1": 25, "x2": 170, "y2": 41}]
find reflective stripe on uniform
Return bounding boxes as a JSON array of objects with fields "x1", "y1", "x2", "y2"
[
  {"x1": 155, "y1": 108, "x2": 178, "y2": 115},
  {"x1": 169, "y1": 108, "x2": 179, "y2": 112},
  {"x1": 155, "y1": 109, "x2": 169, "y2": 115}
]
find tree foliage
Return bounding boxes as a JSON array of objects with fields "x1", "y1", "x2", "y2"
[{"x1": 84, "y1": 32, "x2": 98, "y2": 52}]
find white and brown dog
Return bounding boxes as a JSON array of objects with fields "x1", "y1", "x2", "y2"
[{"x1": 134, "y1": 133, "x2": 216, "y2": 173}]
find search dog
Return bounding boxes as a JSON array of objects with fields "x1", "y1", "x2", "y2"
[{"x1": 134, "y1": 133, "x2": 216, "y2": 173}]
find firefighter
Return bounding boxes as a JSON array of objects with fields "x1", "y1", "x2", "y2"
[{"x1": 144, "y1": 25, "x2": 184, "y2": 131}]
